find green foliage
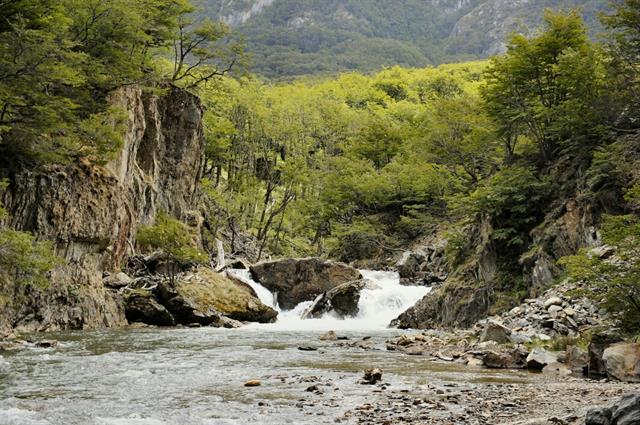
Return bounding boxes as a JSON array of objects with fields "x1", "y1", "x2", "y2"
[
  {"x1": 560, "y1": 214, "x2": 640, "y2": 333},
  {"x1": 137, "y1": 212, "x2": 207, "y2": 266},
  {"x1": 460, "y1": 166, "x2": 550, "y2": 247},
  {"x1": 482, "y1": 10, "x2": 612, "y2": 162}
]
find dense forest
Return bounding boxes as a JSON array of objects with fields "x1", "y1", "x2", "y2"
[
  {"x1": 196, "y1": 0, "x2": 610, "y2": 78},
  {"x1": 1, "y1": 0, "x2": 640, "y2": 334}
]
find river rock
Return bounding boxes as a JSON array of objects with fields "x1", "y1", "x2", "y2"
[
  {"x1": 249, "y1": 258, "x2": 361, "y2": 310},
  {"x1": 302, "y1": 280, "x2": 367, "y2": 319},
  {"x1": 319, "y1": 331, "x2": 338, "y2": 341},
  {"x1": 124, "y1": 292, "x2": 175, "y2": 326},
  {"x1": 483, "y1": 348, "x2": 527, "y2": 369},
  {"x1": 479, "y1": 320, "x2": 511, "y2": 344},
  {"x1": 362, "y1": 368, "x2": 382, "y2": 384},
  {"x1": 586, "y1": 392, "x2": 640, "y2": 425},
  {"x1": 526, "y1": 348, "x2": 558, "y2": 370},
  {"x1": 171, "y1": 269, "x2": 277, "y2": 324},
  {"x1": 396, "y1": 252, "x2": 426, "y2": 280},
  {"x1": 602, "y1": 343, "x2": 640, "y2": 382},
  {"x1": 164, "y1": 296, "x2": 221, "y2": 326},
  {"x1": 244, "y1": 380, "x2": 261, "y2": 387}
]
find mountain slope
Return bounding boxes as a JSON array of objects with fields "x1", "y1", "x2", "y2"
[{"x1": 196, "y1": 0, "x2": 609, "y2": 78}]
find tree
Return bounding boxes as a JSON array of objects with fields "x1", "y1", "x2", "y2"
[
  {"x1": 136, "y1": 212, "x2": 207, "y2": 284},
  {"x1": 482, "y1": 9, "x2": 607, "y2": 163}
]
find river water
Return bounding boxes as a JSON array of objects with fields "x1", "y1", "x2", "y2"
[{"x1": 0, "y1": 271, "x2": 534, "y2": 425}]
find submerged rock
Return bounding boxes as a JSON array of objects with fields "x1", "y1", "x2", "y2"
[
  {"x1": 249, "y1": 258, "x2": 361, "y2": 310},
  {"x1": 302, "y1": 279, "x2": 368, "y2": 319}
]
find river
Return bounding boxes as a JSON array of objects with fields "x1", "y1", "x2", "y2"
[{"x1": 0, "y1": 270, "x2": 537, "y2": 425}]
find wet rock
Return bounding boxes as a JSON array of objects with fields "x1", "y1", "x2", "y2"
[
  {"x1": 396, "y1": 252, "x2": 425, "y2": 280},
  {"x1": 586, "y1": 392, "x2": 640, "y2": 425},
  {"x1": 218, "y1": 316, "x2": 243, "y2": 329},
  {"x1": 603, "y1": 343, "x2": 640, "y2": 382},
  {"x1": 302, "y1": 280, "x2": 367, "y2": 319},
  {"x1": 172, "y1": 269, "x2": 277, "y2": 324},
  {"x1": 244, "y1": 380, "x2": 261, "y2": 387},
  {"x1": 319, "y1": 331, "x2": 338, "y2": 341},
  {"x1": 34, "y1": 339, "x2": 58, "y2": 349},
  {"x1": 527, "y1": 348, "x2": 558, "y2": 370},
  {"x1": 124, "y1": 292, "x2": 175, "y2": 326},
  {"x1": 298, "y1": 346, "x2": 318, "y2": 351},
  {"x1": 249, "y1": 258, "x2": 361, "y2": 310},
  {"x1": 480, "y1": 320, "x2": 511, "y2": 344},
  {"x1": 361, "y1": 368, "x2": 382, "y2": 384}
]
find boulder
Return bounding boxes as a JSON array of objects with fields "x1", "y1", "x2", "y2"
[
  {"x1": 362, "y1": 368, "x2": 382, "y2": 384},
  {"x1": 319, "y1": 331, "x2": 338, "y2": 341},
  {"x1": 124, "y1": 292, "x2": 175, "y2": 326},
  {"x1": 396, "y1": 252, "x2": 425, "y2": 280},
  {"x1": 561, "y1": 345, "x2": 588, "y2": 374},
  {"x1": 526, "y1": 348, "x2": 558, "y2": 370},
  {"x1": 602, "y1": 343, "x2": 640, "y2": 382},
  {"x1": 543, "y1": 297, "x2": 563, "y2": 309},
  {"x1": 586, "y1": 392, "x2": 640, "y2": 425},
  {"x1": 103, "y1": 272, "x2": 133, "y2": 289},
  {"x1": 479, "y1": 320, "x2": 511, "y2": 344},
  {"x1": 174, "y1": 269, "x2": 278, "y2": 324},
  {"x1": 302, "y1": 280, "x2": 367, "y2": 319},
  {"x1": 589, "y1": 331, "x2": 624, "y2": 378},
  {"x1": 482, "y1": 348, "x2": 528, "y2": 369},
  {"x1": 249, "y1": 258, "x2": 361, "y2": 310},
  {"x1": 164, "y1": 296, "x2": 221, "y2": 326}
]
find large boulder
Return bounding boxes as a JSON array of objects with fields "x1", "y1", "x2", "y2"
[
  {"x1": 249, "y1": 258, "x2": 361, "y2": 310},
  {"x1": 586, "y1": 392, "x2": 640, "y2": 425},
  {"x1": 589, "y1": 331, "x2": 624, "y2": 378},
  {"x1": 479, "y1": 320, "x2": 511, "y2": 344},
  {"x1": 526, "y1": 348, "x2": 559, "y2": 370},
  {"x1": 482, "y1": 348, "x2": 528, "y2": 369},
  {"x1": 174, "y1": 269, "x2": 277, "y2": 323},
  {"x1": 302, "y1": 280, "x2": 368, "y2": 319},
  {"x1": 124, "y1": 292, "x2": 175, "y2": 326},
  {"x1": 602, "y1": 343, "x2": 640, "y2": 382}
]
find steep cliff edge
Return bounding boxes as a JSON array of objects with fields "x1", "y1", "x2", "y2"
[{"x1": 0, "y1": 86, "x2": 205, "y2": 333}]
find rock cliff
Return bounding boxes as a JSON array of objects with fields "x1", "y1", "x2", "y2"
[{"x1": 0, "y1": 86, "x2": 205, "y2": 333}]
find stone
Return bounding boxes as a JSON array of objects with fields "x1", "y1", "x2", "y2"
[
  {"x1": 482, "y1": 349, "x2": 527, "y2": 369},
  {"x1": 124, "y1": 292, "x2": 175, "y2": 326},
  {"x1": 509, "y1": 332, "x2": 532, "y2": 344},
  {"x1": 302, "y1": 280, "x2": 367, "y2": 319},
  {"x1": 218, "y1": 316, "x2": 243, "y2": 329},
  {"x1": 589, "y1": 331, "x2": 624, "y2": 378},
  {"x1": 544, "y1": 297, "x2": 563, "y2": 309},
  {"x1": 319, "y1": 331, "x2": 338, "y2": 341},
  {"x1": 249, "y1": 258, "x2": 361, "y2": 310},
  {"x1": 548, "y1": 305, "x2": 564, "y2": 318},
  {"x1": 171, "y1": 269, "x2": 277, "y2": 324},
  {"x1": 526, "y1": 348, "x2": 558, "y2": 370},
  {"x1": 244, "y1": 380, "x2": 261, "y2": 387},
  {"x1": 298, "y1": 346, "x2": 318, "y2": 351},
  {"x1": 479, "y1": 320, "x2": 511, "y2": 344},
  {"x1": 588, "y1": 245, "x2": 616, "y2": 260},
  {"x1": 602, "y1": 343, "x2": 640, "y2": 382},
  {"x1": 586, "y1": 392, "x2": 640, "y2": 425},
  {"x1": 562, "y1": 345, "x2": 588, "y2": 374},
  {"x1": 396, "y1": 252, "x2": 426, "y2": 280},
  {"x1": 103, "y1": 272, "x2": 133, "y2": 289},
  {"x1": 362, "y1": 368, "x2": 382, "y2": 384},
  {"x1": 34, "y1": 340, "x2": 58, "y2": 349}
]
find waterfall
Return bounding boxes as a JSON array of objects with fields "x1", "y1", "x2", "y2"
[{"x1": 231, "y1": 268, "x2": 430, "y2": 331}]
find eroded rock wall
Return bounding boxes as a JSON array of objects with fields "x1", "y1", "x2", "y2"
[{"x1": 0, "y1": 86, "x2": 205, "y2": 333}]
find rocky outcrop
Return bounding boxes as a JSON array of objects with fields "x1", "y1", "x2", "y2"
[
  {"x1": 302, "y1": 279, "x2": 368, "y2": 319},
  {"x1": 0, "y1": 85, "x2": 205, "y2": 332},
  {"x1": 586, "y1": 392, "x2": 640, "y2": 425},
  {"x1": 250, "y1": 258, "x2": 362, "y2": 310}
]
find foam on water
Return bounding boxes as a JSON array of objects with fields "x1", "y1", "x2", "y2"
[
  {"x1": 227, "y1": 269, "x2": 278, "y2": 309},
  {"x1": 0, "y1": 408, "x2": 51, "y2": 425},
  {"x1": 243, "y1": 269, "x2": 430, "y2": 331}
]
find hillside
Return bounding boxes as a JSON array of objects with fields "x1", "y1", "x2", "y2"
[{"x1": 196, "y1": 0, "x2": 610, "y2": 78}]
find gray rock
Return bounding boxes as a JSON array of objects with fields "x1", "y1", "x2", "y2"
[
  {"x1": 544, "y1": 297, "x2": 563, "y2": 309},
  {"x1": 250, "y1": 258, "x2": 361, "y2": 310},
  {"x1": 125, "y1": 292, "x2": 175, "y2": 326},
  {"x1": 302, "y1": 279, "x2": 367, "y2": 319},
  {"x1": 482, "y1": 348, "x2": 528, "y2": 369},
  {"x1": 589, "y1": 331, "x2": 625, "y2": 378},
  {"x1": 526, "y1": 348, "x2": 558, "y2": 370},
  {"x1": 480, "y1": 320, "x2": 512, "y2": 344},
  {"x1": 586, "y1": 392, "x2": 640, "y2": 425},
  {"x1": 602, "y1": 342, "x2": 640, "y2": 382}
]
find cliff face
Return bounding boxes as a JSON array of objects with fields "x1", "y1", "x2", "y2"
[{"x1": 0, "y1": 86, "x2": 205, "y2": 333}]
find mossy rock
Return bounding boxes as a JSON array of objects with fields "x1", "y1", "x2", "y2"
[{"x1": 177, "y1": 269, "x2": 277, "y2": 323}]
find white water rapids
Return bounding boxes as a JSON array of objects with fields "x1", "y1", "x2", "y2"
[{"x1": 228, "y1": 269, "x2": 431, "y2": 331}]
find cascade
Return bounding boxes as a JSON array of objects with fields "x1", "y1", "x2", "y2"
[{"x1": 229, "y1": 269, "x2": 430, "y2": 331}]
